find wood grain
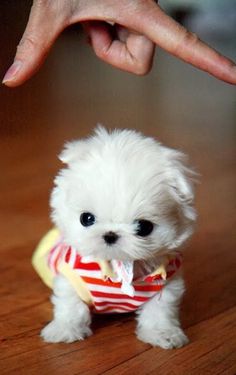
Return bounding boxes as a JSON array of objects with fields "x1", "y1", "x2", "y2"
[
  {"x1": 0, "y1": 1, "x2": 236, "y2": 374},
  {"x1": 104, "y1": 307, "x2": 236, "y2": 375}
]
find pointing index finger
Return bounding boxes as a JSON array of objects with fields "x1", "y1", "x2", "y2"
[
  {"x1": 3, "y1": 1, "x2": 67, "y2": 87},
  {"x1": 129, "y1": 4, "x2": 236, "y2": 84}
]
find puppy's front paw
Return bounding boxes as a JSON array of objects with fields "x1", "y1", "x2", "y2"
[
  {"x1": 41, "y1": 320, "x2": 92, "y2": 343},
  {"x1": 137, "y1": 326, "x2": 189, "y2": 349}
]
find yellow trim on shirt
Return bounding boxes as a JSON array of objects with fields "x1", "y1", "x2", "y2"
[
  {"x1": 32, "y1": 228, "x2": 93, "y2": 305},
  {"x1": 32, "y1": 228, "x2": 60, "y2": 288}
]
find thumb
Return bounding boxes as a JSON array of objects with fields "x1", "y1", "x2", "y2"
[{"x1": 2, "y1": 2, "x2": 67, "y2": 87}]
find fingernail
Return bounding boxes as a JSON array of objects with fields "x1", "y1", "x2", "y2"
[{"x1": 2, "y1": 60, "x2": 22, "y2": 84}]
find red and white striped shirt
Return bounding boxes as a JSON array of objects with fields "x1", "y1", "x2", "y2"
[{"x1": 46, "y1": 238, "x2": 182, "y2": 314}]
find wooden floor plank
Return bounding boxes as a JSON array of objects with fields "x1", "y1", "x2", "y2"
[
  {"x1": 1, "y1": 315, "x2": 147, "y2": 375},
  {"x1": 103, "y1": 307, "x2": 236, "y2": 375}
]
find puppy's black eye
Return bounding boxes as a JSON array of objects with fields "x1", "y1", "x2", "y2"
[
  {"x1": 80, "y1": 212, "x2": 95, "y2": 227},
  {"x1": 135, "y1": 220, "x2": 154, "y2": 237}
]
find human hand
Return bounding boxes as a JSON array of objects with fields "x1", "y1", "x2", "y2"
[{"x1": 3, "y1": 0, "x2": 236, "y2": 87}]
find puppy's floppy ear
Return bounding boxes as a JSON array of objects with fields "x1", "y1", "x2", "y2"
[
  {"x1": 164, "y1": 147, "x2": 197, "y2": 247},
  {"x1": 59, "y1": 125, "x2": 109, "y2": 165},
  {"x1": 59, "y1": 140, "x2": 88, "y2": 165}
]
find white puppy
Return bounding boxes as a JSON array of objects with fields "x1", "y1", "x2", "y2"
[{"x1": 35, "y1": 126, "x2": 196, "y2": 349}]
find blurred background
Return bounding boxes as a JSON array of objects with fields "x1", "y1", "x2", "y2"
[{"x1": 0, "y1": 0, "x2": 235, "y2": 326}]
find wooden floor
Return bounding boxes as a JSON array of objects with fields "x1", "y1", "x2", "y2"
[{"x1": 0, "y1": 2, "x2": 236, "y2": 374}]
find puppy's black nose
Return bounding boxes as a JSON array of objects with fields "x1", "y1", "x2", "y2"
[{"x1": 103, "y1": 231, "x2": 119, "y2": 245}]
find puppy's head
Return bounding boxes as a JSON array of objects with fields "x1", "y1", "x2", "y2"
[{"x1": 51, "y1": 126, "x2": 196, "y2": 261}]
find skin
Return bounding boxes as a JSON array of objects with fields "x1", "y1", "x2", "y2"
[{"x1": 2, "y1": 0, "x2": 236, "y2": 87}]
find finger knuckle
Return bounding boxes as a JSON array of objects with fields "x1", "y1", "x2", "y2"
[
  {"x1": 177, "y1": 30, "x2": 199, "y2": 52},
  {"x1": 133, "y1": 61, "x2": 151, "y2": 75},
  {"x1": 33, "y1": 0, "x2": 53, "y2": 9},
  {"x1": 17, "y1": 35, "x2": 39, "y2": 55},
  {"x1": 94, "y1": 44, "x2": 110, "y2": 60},
  {"x1": 132, "y1": 59, "x2": 153, "y2": 76},
  {"x1": 184, "y1": 31, "x2": 199, "y2": 46},
  {"x1": 34, "y1": 0, "x2": 73, "y2": 24},
  {"x1": 95, "y1": 48, "x2": 108, "y2": 60}
]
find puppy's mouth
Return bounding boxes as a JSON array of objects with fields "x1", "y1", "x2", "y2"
[
  {"x1": 80, "y1": 245, "x2": 155, "y2": 262},
  {"x1": 79, "y1": 244, "x2": 133, "y2": 261}
]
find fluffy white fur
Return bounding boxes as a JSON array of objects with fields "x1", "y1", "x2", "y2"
[{"x1": 41, "y1": 126, "x2": 196, "y2": 349}]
